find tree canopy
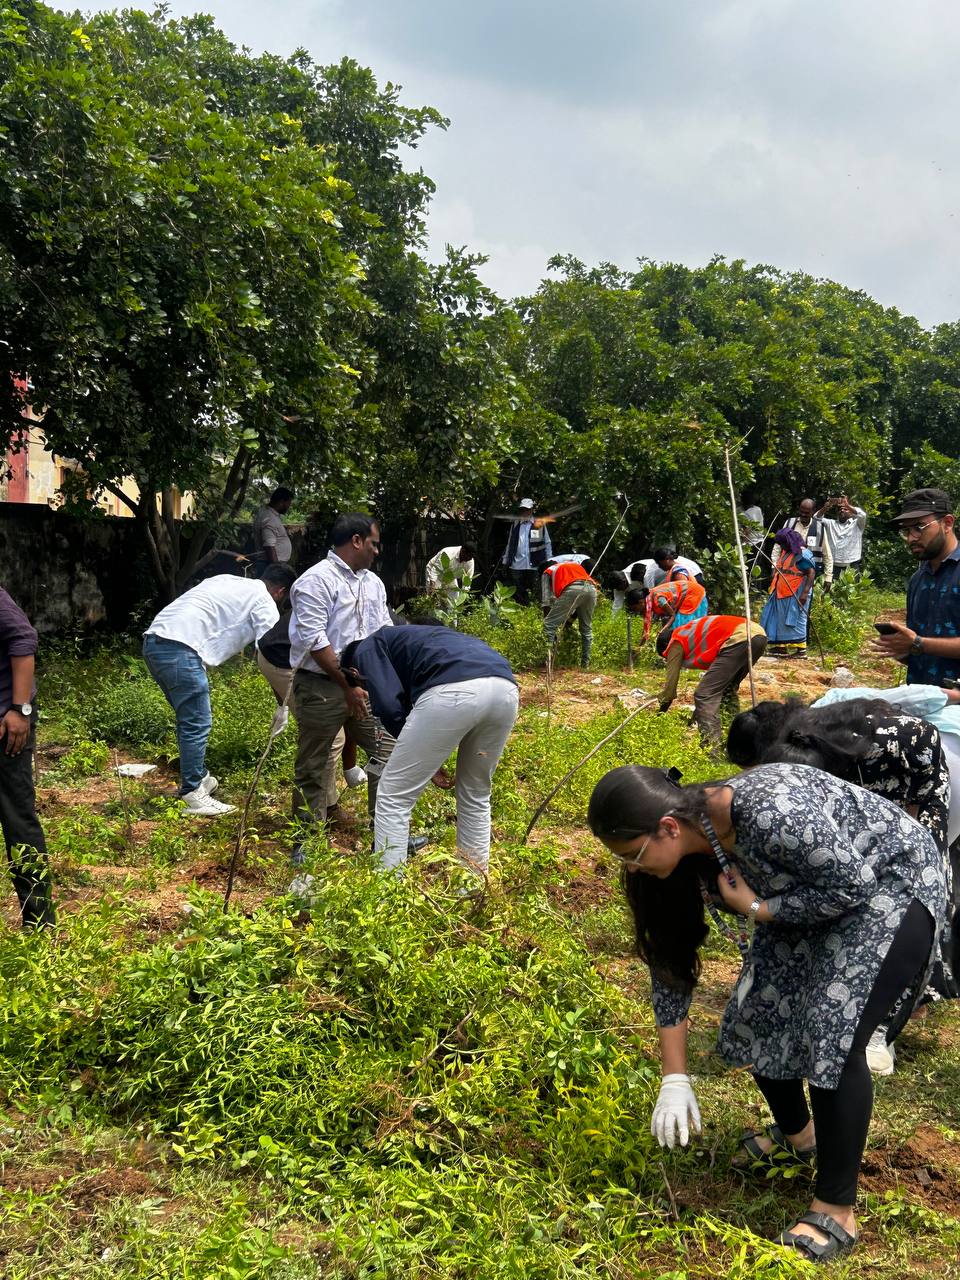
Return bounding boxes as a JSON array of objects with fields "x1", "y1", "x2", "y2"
[{"x1": 2, "y1": 3, "x2": 959, "y2": 597}]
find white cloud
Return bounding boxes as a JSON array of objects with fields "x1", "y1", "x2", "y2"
[{"x1": 75, "y1": 0, "x2": 960, "y2": 323}]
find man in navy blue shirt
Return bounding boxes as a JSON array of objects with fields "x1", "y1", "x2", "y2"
[
  {"x1": 872, "y1": 488, "x2": 960, "y2": 687},
  {"x1": 341, "y1": 624, "x2": 518, "y2": 873}
]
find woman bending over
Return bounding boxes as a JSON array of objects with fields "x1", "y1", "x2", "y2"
[{"x1": 588, "y1": 763, "x2": 945, "y2": 1263}]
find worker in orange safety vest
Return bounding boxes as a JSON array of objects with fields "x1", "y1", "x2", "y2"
[{"x1": 656, "y1": 614, "x2": 767, "y2": 744}]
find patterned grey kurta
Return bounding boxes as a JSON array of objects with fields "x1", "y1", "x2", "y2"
[{"x1": 650, "y1": 763, "x2": 946, "y2": 1090}]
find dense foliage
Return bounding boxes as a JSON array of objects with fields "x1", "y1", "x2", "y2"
[{"x1": 3, "y1": 3, "x2": 960, "y2": 604}]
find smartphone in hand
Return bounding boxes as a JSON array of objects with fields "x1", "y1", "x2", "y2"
[{"x1": 874, "y1": 622, "x2": 897, "y2": 636}]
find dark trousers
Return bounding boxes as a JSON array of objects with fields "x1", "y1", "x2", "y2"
[
  {"x1": 0, "y1": 719, "x2": 55, "y2": 927},
  {"x1": 693, "y1": 635, "x2": 767, "y2": 743},
  {"x1": 510, "y1": 568, "x2": 539, "y2": 606},
  {"x1": 753, "y1": 900, "x2": 933, "y2": 1205}
]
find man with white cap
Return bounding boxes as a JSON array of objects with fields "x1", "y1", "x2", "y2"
[{"x1": 501, "y1": 498, "x2": 553, "y2": 605}]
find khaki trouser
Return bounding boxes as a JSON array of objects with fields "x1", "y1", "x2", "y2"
[
  {"x1": 693, "y1": 635, "x2": 768, "y2": 743},
  {"x1": 543, "y1": 580, "x2": 597, "y2": 667},
  {"x1": 257, "y1": 651, "x2": 343, "y2": 812},
  {"x1": 291, "y1": 669, "x2": 394, "y2": 825}
]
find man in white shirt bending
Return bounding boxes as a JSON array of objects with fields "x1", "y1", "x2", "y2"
[
  {"x1": 288, "y1": 513, "x2": 395, "y2": 836},
  {"x1": 425, "y1": 543, "x2": 476, "y2": 599},
  {"x1": 143, "y1": 564, "x2": 295, "y2": 815}
]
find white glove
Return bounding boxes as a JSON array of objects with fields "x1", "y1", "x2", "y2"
[
  {"x1": 651, "y1": 1073, "x2": 701, "y2": 1149},
  {"x1": 269, "y1": 705, "x2": 289, "y2": 739}
]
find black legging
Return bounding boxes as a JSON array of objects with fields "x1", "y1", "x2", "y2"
[{"x1": 753, "y1": 899, "x2": 933, "y2": 1205}]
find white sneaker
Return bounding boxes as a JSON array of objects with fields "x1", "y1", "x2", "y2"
[
  {"x1": 344, "y1": 765, "x2": 367, "y2": 788},
  {"x1": 866, "y1": 1027, "x2": 895, "y2": 1075},
  {"x1": 180, "y1": 787, "x2": 236, "y2": 817},
  {"x1": 199, "y1": 773, "x2": 219, "y2": 795}
]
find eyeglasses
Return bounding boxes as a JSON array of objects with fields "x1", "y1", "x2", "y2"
[
  {"x1": 898, "y1": 518, "x2": 941, "y2": 541},
  {"x1": 616, "y1": 834, "x2": 652, "y2": 870}
]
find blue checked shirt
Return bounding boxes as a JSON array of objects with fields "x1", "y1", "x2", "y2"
[{"x1": 906, "y1": 544, "x2": 960, "y2": 687}]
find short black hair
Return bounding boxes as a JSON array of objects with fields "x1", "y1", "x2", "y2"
[
  {"x1": 655, "y1": 628, "x2": 672, "y2": 657},
  {"x1": 330, "y1": 513, "x2": 378, "y2": 547},
  {"x1": 628, "y1": 563, "x2": 647, "y2": 582},
  {"x1": 625, "y1": 586, "x2": 647, "y2": 612},
  {"x1": 652, "y1": 546, "x2": 674, "y2": 564},
  {"x1": 459, "y1": 542, "x2": 477, "y2": 559},
  {"x1": 408, "y1": 614, "x2": 446, "y2": 626},
  {"x1": 270, "y1": 486, "x2": 294, "y2": 505},
  {"x1": 261, "y1": 563, "x2": 297, "y2": 591},
  {"x1": 608, "y1": 570, "x2": 629, "y2": 591}
]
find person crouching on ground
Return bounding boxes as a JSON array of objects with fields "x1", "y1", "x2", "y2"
[
  {"x1": 340, "y1": 623, "x2": 518, "y2": 873},
  {"x1": 587, "y1": 762, "x2": 945, "y2": 1264},
  {"x1": 542, "y1": 559, "x2": 598, "y2": 668},
  {"x1": 656, "y1": 614, "x2": 767, "y2": 746},
  {"x1": 143, "y1": 564, "x2": 296, "y2": 816}
]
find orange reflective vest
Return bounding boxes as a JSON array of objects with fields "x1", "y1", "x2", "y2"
[
  {"x1": 649, "y1": 577, "x2": 705, "y2": 618},
  {"x1": 545, "y1": 561, "x2": 597, "y2": 597},
  {"x1": 772, "y1": 551, "x2": 811, "y2": 600},
  {"x1": 663, "y1": 565, "x2": 690, "y2": 584},
  {"x1": 664, "y1": 615, "x2": 751, "y2": 669}
]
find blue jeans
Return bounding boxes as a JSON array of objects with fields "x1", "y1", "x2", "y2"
[{"x1": 142, "y1": 634, "x2": 211, "y2": 795}]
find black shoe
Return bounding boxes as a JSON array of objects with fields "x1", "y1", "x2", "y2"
[{"x1": 407, "y1": 833, "x2": 431, "y2": 857}]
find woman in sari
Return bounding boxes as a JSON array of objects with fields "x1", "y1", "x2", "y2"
[{"x1": 760, "y1": 527, "x2": 815, "y2": 657}]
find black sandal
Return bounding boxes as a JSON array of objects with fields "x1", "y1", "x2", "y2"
[
  {"x1": 778, "y1": 1211, "x2": 856, "y2": 1262},
  {"x1": 734, "y1": 1123, "x2": 817, "y2": 1169}
]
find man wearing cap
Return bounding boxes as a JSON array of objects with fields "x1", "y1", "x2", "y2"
[
  {"x1": 872, "y1": 488, "x2": 960, "y2": 688},
  {"x1": 501, "y1": 498, "x2": 552, "y2": 606}
]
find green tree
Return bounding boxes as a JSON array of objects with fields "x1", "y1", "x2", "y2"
[{"x1": 0, "y1": 3, "x2": 367, "y2": 597}]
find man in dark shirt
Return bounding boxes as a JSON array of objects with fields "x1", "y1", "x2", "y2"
[
  {"x1": 341, "y1": 624, "x2": 518, "y2": 873},
  {"x1": 0, "y1": 588, "x2": 55, "y2": 927},
  {"x1": 872, "y1": 488, "x2": 960, "y2": 687}
]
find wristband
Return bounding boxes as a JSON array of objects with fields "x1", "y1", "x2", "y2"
[{"x1": 910, "y1": 635, "x2": 924, "y2": 656}]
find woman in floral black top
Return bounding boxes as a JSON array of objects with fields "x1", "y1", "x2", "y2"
[{"x1": 588, "y1": 763, "x2": 946, "y2": 1264}]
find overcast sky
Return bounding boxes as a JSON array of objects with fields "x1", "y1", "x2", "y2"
[{"x1": 79, "y1": 0, "x2": 960, "y2": 326}]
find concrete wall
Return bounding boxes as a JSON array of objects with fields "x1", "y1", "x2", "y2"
[
  {"x1": 0, "y1": 503, "x2": 479, "y2": 634},
  {"x1": 0, "y1": 503, "x2": 149, "y2": 633}
]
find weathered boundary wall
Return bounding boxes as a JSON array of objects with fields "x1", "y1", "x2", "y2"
[
  {"x1": 0, "y1": 503, "x2": 150, "y2": 634},
  {"x1": 0, "y1": 504, "x2": 476, "y2": 634}
]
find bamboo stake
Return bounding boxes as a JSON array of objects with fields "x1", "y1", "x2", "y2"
[
  {"x1": 223, "y1": 680, "x2": 295, "y2": 913},
  {"x1": 522, "y1": 697, "x2": 657, "y2": 843},
  {"x1": 589, "y1": 499, "x2": 630, "y2": 580},
  {"x1": 722, "y1": 446, "x2": 757, "y2": 708}
]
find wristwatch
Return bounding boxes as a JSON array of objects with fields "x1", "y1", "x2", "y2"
[
  {"x1": 748, "y1": 898, "x2": 763, "y2": 920},
  {"x1": 14, "y1": 702, "x2": 31, "y2": 716},
  {"x1": 910, "y1": 635, "x2": 924, "y2": 656}
]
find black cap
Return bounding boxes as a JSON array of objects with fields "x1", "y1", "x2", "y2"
[{"x1": 891, "y1": 487, "x2": 952, "y2": 523}]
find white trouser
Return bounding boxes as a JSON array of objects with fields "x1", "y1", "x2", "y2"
[{"x1": 374, "y1": 677, "x2": 519, "y2": 872}]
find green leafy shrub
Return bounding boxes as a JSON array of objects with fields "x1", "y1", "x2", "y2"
[
  {"x1": 89, "y1": 667, "x2": 174, "y2": 747},
  {"x1": 61, "y1": 737, "x2": 110, "y2": 777},
  {"x1": 809, "y1": 570, "x2": 878, "y2": 656}
]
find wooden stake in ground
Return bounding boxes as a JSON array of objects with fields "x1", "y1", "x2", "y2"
[
  {"x1": 723, "y1": 445, "x2": 757, "y2": 709},
  {"x1": 223, "y1": 693, "x2": 293, "y2": 913},
  {"x1": 523, "y1": 697, "x2": 657, "y2": 843}
]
